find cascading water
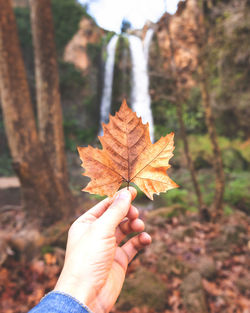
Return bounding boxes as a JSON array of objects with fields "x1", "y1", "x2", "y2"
[
  {"x1": 99, "y1": 35, "x2": 118, "y2": 128},
  {"x1": 143, "y1": 28, "x2": 154, "y2": 65},
  {"x1": 99, "y1": 29, "x2": 154, "y2": 141},
  {"x1": 128, "y1": 29, "x2": 154, "y2": 141}
]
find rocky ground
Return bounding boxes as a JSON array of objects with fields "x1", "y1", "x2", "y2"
[{"x1": 0, "y1": 188, "x2": 249, "y2": 313}]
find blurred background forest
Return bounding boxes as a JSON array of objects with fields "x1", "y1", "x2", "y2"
[{"x1": 0, "y1": 0, "x2": 249, "y2": 312}]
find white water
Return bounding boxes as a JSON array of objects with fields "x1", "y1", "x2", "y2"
[
  {"x1": 128, "y1": 29, "x2": 154, "y2": 141},
  {"x1": 143, "y1": 28, "x2": 154, "y2": 65},
  {"x1": 99, "y1": 35, "x2": 118, "y2": 127}
]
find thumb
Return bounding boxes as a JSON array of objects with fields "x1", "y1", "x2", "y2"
[{"x1": 96, "y1": 190, "x2": 132, "y2": 234}]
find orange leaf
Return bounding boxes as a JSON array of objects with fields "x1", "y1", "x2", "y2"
[
  {"x1": 78, "y1": 99, "x2": 178, "y2": 199},
  {"x1": 44, "y1": 253, "x2": 56, "y2": 265}
]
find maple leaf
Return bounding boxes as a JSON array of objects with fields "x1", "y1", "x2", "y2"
[{"x1": 78, "y1": 99, "x2": 178, "y2": 199}]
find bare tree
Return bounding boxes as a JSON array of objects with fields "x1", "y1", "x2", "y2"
[
  {"x1": 196, "y1": 0, "x2": 225, "y2": 213},
  {"x1": 163, "y1": 16, "x2": 205, "y2": 211},
  {"x1": 0, "y1": 0, "x2": 74, "y2": 226},
  {"x1": 29, "y1": 0, "x2": 68, "y2": 182}
]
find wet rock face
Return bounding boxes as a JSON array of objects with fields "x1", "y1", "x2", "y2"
[{"x1": 181, "y1": 271, "x2": 209, "y2": 313}]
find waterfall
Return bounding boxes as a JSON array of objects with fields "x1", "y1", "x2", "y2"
[
  {"x1": 99, "y1": 35, "x2": 118, "y2": 127},
  {"x1": 128, "y1": 29, "x2": 154, "y2": 141},
  {"x1": 99, "y1": 30, "x2": 154, "y2": 141},
  {"x1": 143, "y1": 28, "x2": 154, "y2": 65}
]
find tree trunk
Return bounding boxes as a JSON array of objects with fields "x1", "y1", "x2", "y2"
[
  {"x1": 198, "y1": 63, "x2": 225, "y2": 213},
  {"x1": 196, "y1": 3, "x2": 225, "y2": 214},
  {"x1": 0, "y1": 0, "x2": 74, "y2": 226},
  {"x1": 175, "y1": 101, "x2": 204, "y2": 210},
  {"x1": 164, "y1": 17, "x2": 204, "y2": 211},
  {"x1": 29, "y1": 0, "x2": 68, "y2": 182}
]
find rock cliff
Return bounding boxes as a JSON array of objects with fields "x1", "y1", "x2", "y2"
[
  {"x1": 155, "y1": 0, "x2": 199, "y2": 89},
  {"x1": 63, "y1": 17, "x2": 105, "y2": 72}
]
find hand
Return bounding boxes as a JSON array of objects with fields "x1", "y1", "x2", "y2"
[{"x1": 54, "y1": 187, "x2": 151, "y2": 313}]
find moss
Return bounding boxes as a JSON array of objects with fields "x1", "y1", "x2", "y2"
[{"x1": 117, "y1": 268, "x2": 168, "y2": 311}]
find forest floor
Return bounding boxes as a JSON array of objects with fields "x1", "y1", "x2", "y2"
[{"x1": 0, "y1": 179, "x2": 249, "y2": 313}]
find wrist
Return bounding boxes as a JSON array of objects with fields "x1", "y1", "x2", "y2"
[
  {"x1": 54, "y1": 271, "x2": 96, "y2": 310},
  {"x1": 47, "y1": 291, "x2": 94, "y2": 313}
]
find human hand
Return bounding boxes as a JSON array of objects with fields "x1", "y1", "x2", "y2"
[{"x1": 54, "y1": 187, "x2": 151, "y2": 313}]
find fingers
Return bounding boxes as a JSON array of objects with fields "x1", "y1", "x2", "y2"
[
  {"x1": 127, "y1": 205, "x2": 139, "y2": 220},
  {"x1": 96, "y1": 189, "x2": 132, "y2": 233},
  {"x1": 76, "y1": 187, "x2": 137, "y2": 224},
  {"x1": 122, "y1": 232, "x2": 151, "y2": 263},
  {"x1": 115, "y1": 233, "x2": 151, "y2": 270},
  {"x1": 115, "y1": 215, "x2": 145, "y2": 244}
]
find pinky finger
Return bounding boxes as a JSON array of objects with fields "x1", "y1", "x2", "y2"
[{"x1": 121, "y1": 232, "x2": 152, "y2": 264}]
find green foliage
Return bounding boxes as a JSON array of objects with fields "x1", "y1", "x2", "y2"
[
  {"x1": 223, "y1": 205, "x2": 234, "y2": 216},
  {"x1": 206, "y1": 2, "x2": 250, "y2": 138},
  {"x1": 51, "y1": 0, "x2": 91, "y2": 55},
  {"x1": 58, "y1": 61, "x2": 86, "y2": 98},
  {"x1": 14, "y1": 6, "x2": 35, "y2": 98},
  {"x1": 224, "y1": 172, "x2": 250, "y2": 214},
  {"x1": 0, "y1": 154, "x2": 14, "y2": 177},
  {"x1": 89, "y1": 194, "x2": 106, "y2": 201},
  {"x1": 41, "y1": 245, "x2": 53, "y2": 255},
  {"x1": 153, "y1": 100, "x2": 179, "y2": 140},
  {"x1": 153, "y1": 88, "x2": 206, "y2": 141},
  {"x1": 87, "y1": 42, "x2": 102, "y2": 65},
  {"x1": 64, "y1": 118, "x2": 97, "y2": 152},
  {"x1": 222, "y1": 148, "x2": 248, "y2": 172},
  {"x1": 14, "y1": 7, "x2": 32, "y2": 52},
  {"x1": 103, "y1": 32, "x2": 117, "y2": 46},
  {"x1": 161, "y1": 188, "x2": 188, "y2": 206},
  {"x1": 176, "y1": 135, "x2": 250, "y2": 171},
  {"x1": 184, "y1": 87, "x2": 206, "y2": 134}
]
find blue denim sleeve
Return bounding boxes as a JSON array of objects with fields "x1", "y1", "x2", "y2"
[{"x1": 28, "y1": 291, "x2": 93, "y2": 313}]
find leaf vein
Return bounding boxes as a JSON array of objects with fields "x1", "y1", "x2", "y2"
[{"x1": 130, "y1": 141, "x2": 172, "y2": 181}]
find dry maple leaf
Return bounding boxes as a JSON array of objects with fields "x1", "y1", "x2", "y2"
[{"x1": 78, "y1": 99, "x2": 178, "y2": 199}]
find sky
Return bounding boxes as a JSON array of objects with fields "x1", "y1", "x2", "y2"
[{"x1": 79, "y1": 0, "x2": 181, "y2": 33}]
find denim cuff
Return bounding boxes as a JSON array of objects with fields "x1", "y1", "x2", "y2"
[{"x1": 28, "y1": 291, "x2": 93, "y2": 313}]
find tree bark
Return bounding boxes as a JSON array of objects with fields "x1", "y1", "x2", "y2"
[
  {"x1": 198, "y1": 63, "x2": 225, "y2": 213},
  {"x1": 29, "y1": 0, "x2": 68, "y2": 182},
  {"x1": 0, "y1": 0, "x2": 74, "y2": 226}
]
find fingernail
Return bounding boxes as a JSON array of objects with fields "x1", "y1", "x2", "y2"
[{"x1": 115, "y1": 190, "x2": 130, "y2": 201}]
